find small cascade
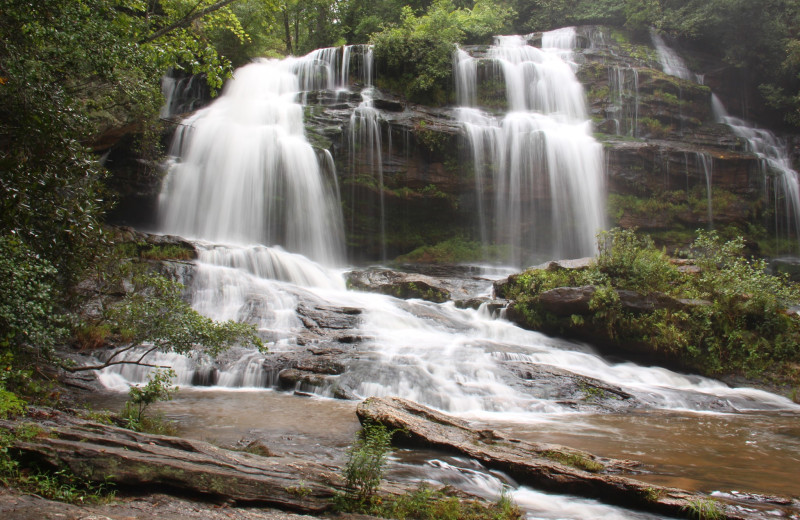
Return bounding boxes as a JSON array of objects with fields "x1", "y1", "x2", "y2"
[
  {"x1": 697, "y1": 152, "x2": 714, "y2": 227},
  {"x1": 650, "y1": 29, "x2": 702, "y2": 84},
  {"x1": 607, "y1": 65, "x2": 639, "y2": 137},
  {"x1": 159, "y1": 73, "x2": 209, "y2": 118},
  {"x1": 713, "y1": 95, "x2": 800, "y2": 248},
  {"x1": 455, "y1": 28, "x2": 606, "y2": 265},
  {"x1": 159, "y1": 57, "x2": 346, "y2": 265},
  {"x1": 294, "y1": 44, "x2": 373, "y2": 92}
]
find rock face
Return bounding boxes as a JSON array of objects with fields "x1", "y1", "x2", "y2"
[
  {"x1": 357, "y1": 397, "x2": 800, "y2": 520},
  {"x1": 345, "y1": 268, "x2": 451, "y2": 302},
  {"x1": 105, "y1": 26, "x2": 799, "y2": 261},
  {"x1": 5, "y1": 408, "x2": 343, "y2": 513}
]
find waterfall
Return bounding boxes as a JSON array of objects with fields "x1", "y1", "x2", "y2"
[
  {"x1": 343, "y1": 47, "x2": 388, "y2": 259},
  {"x1": 607, "y1": 66, "x2": 639, "y2": 137},
  {"x1": 455, "y1": 28, "x2": 606, "y2": 265},
  {"x1": 159, "y1": 56, "x2": 346, "y2": 265},
  {"x1": 713, "y1": 95, "x2": 800, "y2": 248},
  {"x1": 650, "y1": 29, "x2": 702, "y2": 84}
]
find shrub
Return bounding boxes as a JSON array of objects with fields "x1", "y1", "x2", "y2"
[
  {"x1": 122, "y1": 368, "x2": 177, "y2": 433},
  {"x1": 502, "y1": 229, "x2": 800, "y2": 383},
  {"x1": 342, "y1": 420, "x2": 395, "y2": 500}
]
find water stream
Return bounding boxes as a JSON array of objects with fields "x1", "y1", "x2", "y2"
[
  {"x1": 455, "y1": 28, "x2": 606, "y2": 264},
  {"x1": 98, "y1": 33, "x2": 800, "y2": 518}
]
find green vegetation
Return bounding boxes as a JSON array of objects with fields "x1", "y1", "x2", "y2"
[
  {"x1": 502, "y1": 228, "x2": 800, "y2": 385},
  {"x1": 122, "y1": 369, "x2": 178, "y2": 434},
  {"x1": 541, "y1": 450, "x2": 605, "y2": 473},
  {"x1": 367, "y1": 484, "x2": 522, "y2": 520},
  {"x1": 371, "y1": 0, "x2": 514, "y2": 103},
  {"x1": 683, "y1": 497, "x2": 725, "y2": 520},
  {"x1": 335, "y1": 419, "x2": 521, "y2": 519},
  {"x1": 395, "y1": 237, "x2": 510, "y2": 264},
  {"x1": 342, "y1": 420, "x2": 396, "y2": 501}
]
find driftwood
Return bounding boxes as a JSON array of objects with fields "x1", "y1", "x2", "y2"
[
  {"x1": 357, "y1": 397, "x2": 800, "y2": 520},
  {"x1": 4, "y1": 408, "x2": 342, "y2": 513}
]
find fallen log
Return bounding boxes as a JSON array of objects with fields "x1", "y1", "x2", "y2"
[{"x1": 356, "y1": 397, "x2": 800, "y2": 520}]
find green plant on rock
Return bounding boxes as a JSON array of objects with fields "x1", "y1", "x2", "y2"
[
  {"x1": 683, "y1": 497, "x2": 725, "y2": 520},
  {"x1": 342, "y1": 419, "x2": 396, "y2": 501},
  {"x1": 122, "y1": 368, "x2": 177, "y2": 433}
]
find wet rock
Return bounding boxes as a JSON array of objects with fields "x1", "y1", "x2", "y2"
[
  {"x1": 296, "y1": 304, "x2": 362, "y2": 331},
  {"x1": 454, "y1": 298, "x2": 506, "y2": 315},
  {"x1": 357, "y1": 397, "x2": 785, "y2": 520},
  {"x1": 497, "y1": 361, "x2": 637, "y2": 412},
  {"x1": 345, "y1": 268, "x2": 451, "y2": 303},
  {"x1": 532, "y1": 257, "x2": 594, "y2": 271},
  {"x1": 537, "y1": 286, "x2": 596, "y2": 315}
]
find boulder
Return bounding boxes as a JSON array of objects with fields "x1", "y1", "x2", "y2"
[{"x1": 345, "y1": 268, "x2": 450, "y2": 303}]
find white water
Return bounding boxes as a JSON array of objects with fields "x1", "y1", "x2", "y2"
[
  {"x1": 713, "y1": 95, "x2": 800, "y2": 248},
  {"x1": 650, "y1": 29, "x2": 703, "y2": 84},
  {"x1": 159, "y1": 57, "x2": 345, "y2": 265},
  {"x1": 99, "y1": 240, "x2": 798, "y2": 416},
  {"x1": 455, "y1": 29, "x2": 606, "y2": 264},
  {"x1": 608, "y1": 65, "x2": 639, "y2": 137}
]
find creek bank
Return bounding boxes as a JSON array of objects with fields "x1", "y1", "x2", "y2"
[{"x1": 357, "y1": 397, "x2": 800, "y2": 520}]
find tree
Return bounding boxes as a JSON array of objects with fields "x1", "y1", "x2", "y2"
[{"x1": 0, "y1": 0, "x2": 267, "y2": 385}]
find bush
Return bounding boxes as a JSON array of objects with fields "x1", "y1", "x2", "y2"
[
  {"x1": 503, "y1": 229, "x2": 800, "y2": 383},
  {"x1": 372, "y1": 0, "x2": 514, "y2": 104},
  {"x1": 342, "y1": 420, "x2": 395, "y2": 500},
  {"x1": 0, "y1": 236, "x2": 63, "y2": 353}
]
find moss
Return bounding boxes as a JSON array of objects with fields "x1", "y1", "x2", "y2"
[
  {"x1": 395, "y1": 237, "x2": 509, "y2": 264},
  {"x1": 541, "y1": 450, "x2": 605, "y2": 473}
]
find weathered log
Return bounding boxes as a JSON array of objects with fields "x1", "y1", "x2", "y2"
[
  {"x1": 357, "y1": 397, "x2": 798, "y2": 520},
  {"x1": 3, "y1": 409, "x2": 342, "y2": 513}
]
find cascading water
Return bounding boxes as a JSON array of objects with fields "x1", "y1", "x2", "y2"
[
  {"x1": 98, "y1": 32, "x2": 800, "y2": 519},
  {"x1": 455, "y1": 28, "x2": 606, "y2": 265},
  {"x1": 607, "y1": 65, "x2": 639, "y2": 137},
  {"x1": 712, "y1": 95, "x2": 800, "y2": 248},
  {"x1": 159, "y1": 57, "x2": 345, "y2": 265},
  {"x1": 650, "y1": 29, "x2": 703, "y2": 84}
]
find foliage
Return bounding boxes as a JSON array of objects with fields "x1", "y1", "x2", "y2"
[
  {"x1": 342, "y1": 419, "x2": 396, "y2": 500},
  {"x1": 682, "y1": 497, "x2": 725, "y2": 520},
  {"x1": 595, "y1": 228, "x2": 680, "y2": 293},
  {"x1": 395, "y1": 237, "x2": 509, "y2": 264},
  {"x1": 503, "y1": 229, "x2": 800, "y2": 384},
  {"x1": 0, "y1": 236, "x2": 64, "y2": 353},
  {"x1": 68, "y1": 271, "x2": 264, "y2": 373},
  {"x1": 371, "y1": 0, "x2": 514, "y2": 103},
  {"x1": 337, "y1": 481, "x2": 523, "y2": 520},
  {"x1": 122, "y1": 369, "x2": 177, "y2": 431},
  {"x1": 0, "y1": 389, "x2": 27, "y2": 420}
]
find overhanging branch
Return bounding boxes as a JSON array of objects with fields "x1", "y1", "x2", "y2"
[{"x1": 140, "y1": 0, "x2": 241, "y2": 44}]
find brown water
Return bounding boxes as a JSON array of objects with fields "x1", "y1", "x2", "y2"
[
  {"x1": 486, "y1": 411, "x2": 800, "y2": 498},
  {"x1": 91, "y1": 388, "x2": 800, "y2": 499}
]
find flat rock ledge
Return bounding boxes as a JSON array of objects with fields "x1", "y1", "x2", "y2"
[
  {"x1": 3, "y1": 408, "x2": 343, "y2": 514},
  {"x1": 357, "y1": 397, "x2": 800, "y2": 520}
]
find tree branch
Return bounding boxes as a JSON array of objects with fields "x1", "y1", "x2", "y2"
[
  {"x1": 62, "y1": 344, "x2": 165, "y2": 372},
  {"x1": 140, "y1": 0, "x2": 241, "y2": 44}
]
